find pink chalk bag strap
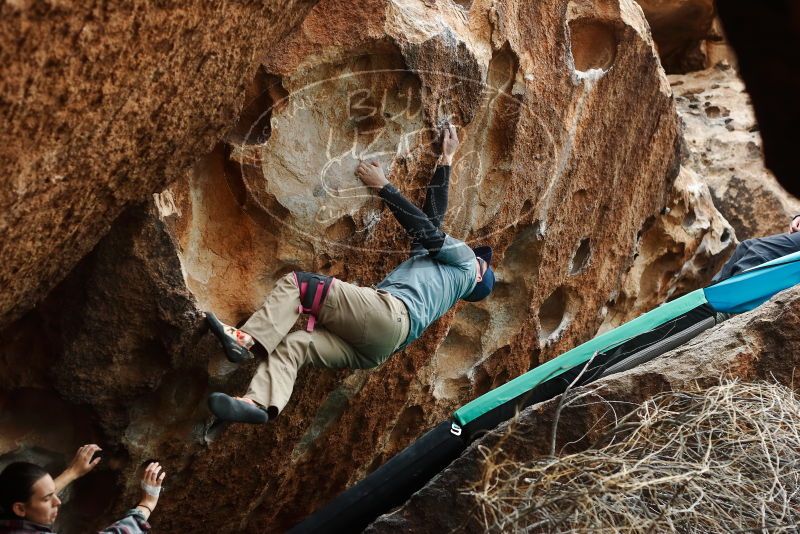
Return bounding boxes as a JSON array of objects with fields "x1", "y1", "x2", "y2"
[{"x1": 293, "y1": 271, "x2": 336, "y2": 332}]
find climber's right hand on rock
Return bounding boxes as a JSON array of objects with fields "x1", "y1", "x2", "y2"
[
  {"x1": 355, "y1": 160, "x2": 389, "y2": 190},
  {"x1": 441, "y1": 123, "x2": 459, "y2": 166},
  {"x1": 136, "y1": 461, "x2": 166, "y2": 520}
]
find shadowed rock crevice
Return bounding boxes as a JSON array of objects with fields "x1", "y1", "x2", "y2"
[
  {"x1": 0, "y1": 389, "x2": 97, "y2": 457},
  {"x1": 717, "y1": 0, "x2": 800, "y2": 198},
  {"x1": 0, "y1": 388, "x2": 115, "y2": 533},
  {"x1": 226, "y1": 69, "x2": 288, "y2": 145},
  {"x1": 636, "y1": 0, "x2": 717, "y2": 73}
]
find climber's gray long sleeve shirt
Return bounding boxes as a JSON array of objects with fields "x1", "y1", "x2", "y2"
[{"x1": 376, "y1": 183, "x2": 477, "y2": 349}]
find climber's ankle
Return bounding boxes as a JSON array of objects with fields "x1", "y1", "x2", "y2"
[{"x1": 223, "y1": 325, "x2": 254, "y2": 349}]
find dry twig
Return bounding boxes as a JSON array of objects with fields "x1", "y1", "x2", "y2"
[{"x1": 466, "y1": 381, "x2": 800, "y2": 533}]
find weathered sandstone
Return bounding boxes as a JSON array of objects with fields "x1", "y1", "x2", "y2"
[
  {"x1": 367, "y1": 285, "x2": 800, "y2": 532},
  {"x1": 599, "y1": 164, "x2": 734, "y2": 329},
  {"x1": 669, "y1": 65, "x2": 800, "y2": 240},
  {"x1": 0, "y1": 0, "x2": 690, "y2": 531},
  {"x1": 0, "y1": 0, "x2": 318, "y2": 328}
]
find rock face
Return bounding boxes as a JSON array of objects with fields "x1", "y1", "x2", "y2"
[
  {"x1": 0, "y1": 0, "x2": 319, "y2": 328},
  {"x1": 600, "y1": 59, "x2": 800, "y2": 330},
  {"x1": 157, "y1": 0, "x2": 686, "y2": 527},
  {"x1": 599, "y1": 165, "x2": 734, "y2": 329},
  {"x1": 0, "y1": 0, "x2": 692, "y2": 531},
  {"x1": 635, "y1": 0, "x2": 717, "y2": 73},
  {"x1": 367, "y1": 285, "x2": 800, "y2": 532},
  {"x1": 0, "y1": 204, "x2": 211, "y2": 532},
  {"x1": 670, "y1": 64, "x2": 800, "y2": 240}
]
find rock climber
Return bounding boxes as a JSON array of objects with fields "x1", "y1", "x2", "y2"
[
  {"x1": 712, "y1": 214, "x2": 800, "y2": 283},
  {"x1": 0, "y1": 444, "x2": 166, "y2": 533},
  {"x1": 204, "y1": 123, "x2": 495, "y2": 426}
]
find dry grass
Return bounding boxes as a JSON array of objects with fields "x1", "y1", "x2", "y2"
[{"x1": 465, "y1": 381, "x2": 800, "y2": 533}]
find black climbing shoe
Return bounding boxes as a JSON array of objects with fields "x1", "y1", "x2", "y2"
[
  {"x1": 206, "y1": 311, "x2": 254, "y2": 363},
  {"x1": 208, "y1": 393, "x2": 269, "y2": 424},
  {"x1": 203, "y1": 417, "x2": 230, "y2": 445}
]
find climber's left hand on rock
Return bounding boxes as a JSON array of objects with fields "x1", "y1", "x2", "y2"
[{"x1": 355, "y1": 160, "x2": 389, "y2": 190}]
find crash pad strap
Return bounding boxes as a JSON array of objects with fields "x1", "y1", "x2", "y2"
[
  {"x1": 453, "y1": 288, "x2": 708, "y2": 427},
  {"x1": 598, "y1": 314, "x2": 717, "y2": 378}
]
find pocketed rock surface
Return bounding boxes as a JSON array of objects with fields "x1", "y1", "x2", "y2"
[
  {"x1": 599, "y1": 164, "x2": 734, "y2": 329},
  {"x1": 367, "y1": 285, "x2": 800, "y2": 532},
  {"x1": 670, "y1": 64, "x2": 800, "y2": 240},
  {"x1": 0, "y1": 0, "x2": 749, "y2": 532}
]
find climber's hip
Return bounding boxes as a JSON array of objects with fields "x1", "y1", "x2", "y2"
[{"x1": 318, "y1": 281, "x2": 409, "y2": 365}]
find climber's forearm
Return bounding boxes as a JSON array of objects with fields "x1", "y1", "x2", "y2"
[
  {"x1": 379, "y1": 184, "x2": 446, "y2": 253},
  {"x1": 422, "y1": 165, "x2": 450, "y2": 229}
]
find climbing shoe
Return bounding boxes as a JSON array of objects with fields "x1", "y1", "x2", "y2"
[
  {"x1": 207, "y1": 393, "x2": 269, "y2": 424},
  {"x1": 206, "y1": 311, "x2": 254, "y2": 363},
  {"x1": 203, "y1": 418, "x2": 230, "y2": 444}
]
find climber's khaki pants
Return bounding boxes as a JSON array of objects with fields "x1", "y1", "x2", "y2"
[{"x1": 241, "y1": 273, "x2": 409, "y2": 414}]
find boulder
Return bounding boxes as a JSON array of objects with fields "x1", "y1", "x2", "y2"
[
  {"x1": 670, "y1": 64, "x2": 800, "y2": 240},
  {"x1": 367, "y1": 284, "x2": 800, "y2": 532},
  {"x1": 1, "y1": 0, "x2": 693, "y2": 530},
  {"x1": 599, "y1": 165, "x2": 734, "y2": 329},
  {"x1": 157, "y1": 0, "x2": 684, "y2": 527},
  {"x1": 0, "y1": 0, "x2": 319, "y2": 328}
]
